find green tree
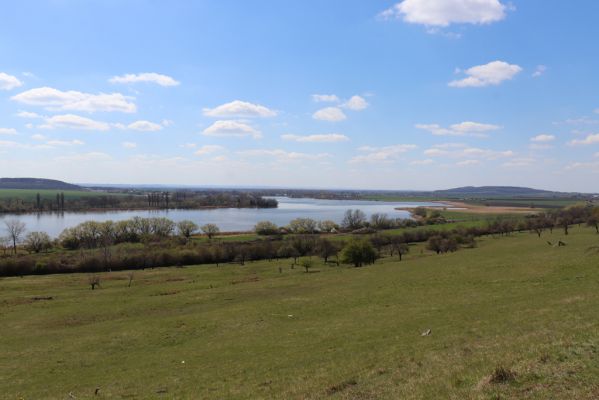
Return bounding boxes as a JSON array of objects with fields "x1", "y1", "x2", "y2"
[
  {"x1": 340, "y1": 239, "x2": 377, "y2": 267},
  {"x1": 201, "y1": 223, "x2": 220, "y2": 239}
]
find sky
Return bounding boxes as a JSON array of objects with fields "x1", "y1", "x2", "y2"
[{"x1": 1, "y1": 0, "x2": 599, "y2": 192}]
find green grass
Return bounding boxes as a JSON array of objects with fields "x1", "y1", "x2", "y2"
[
  {"x1": 0, "y1": 189, "x2": 126, "y2": 201},
  {"x1": 2, "y1": 227, "x2": 599, "y2": 399}
]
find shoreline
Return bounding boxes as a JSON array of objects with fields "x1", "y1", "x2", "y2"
[{"x1": 395, "y1": 200, "x2": 539, "y2": 215}]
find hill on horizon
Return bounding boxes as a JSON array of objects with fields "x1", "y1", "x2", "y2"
[
  {"x1": 433, "y1": 186, "x2": 577, "y2": 198},
  {"x1": 0, "y1": 178, "x2": 83, "y2": 191}
]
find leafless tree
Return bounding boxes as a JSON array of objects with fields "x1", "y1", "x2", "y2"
[
  {"x1": 88, "y1": 275, "x2": 101, "y2": 290},
  {"x1": 201, "y1": 223, "x2": 220, "y2": 239},
  {"x1": 4, "y1": 219, "x2": 26, "y2": 255}
]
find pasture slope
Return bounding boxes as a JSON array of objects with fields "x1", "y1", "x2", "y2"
[{"x1": 1, "y1": 227, "x2": 599, "y2": 399}]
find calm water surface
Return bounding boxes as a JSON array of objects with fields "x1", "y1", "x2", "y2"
[{"x1": 0, "y1": 197, "x2": 443, "y2": 237}]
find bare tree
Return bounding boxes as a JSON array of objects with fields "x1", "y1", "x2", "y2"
[
  {"x1": 176, "y1": 220, "x2": 199, "y2": 241},
  {"x1": 24, "y1": 231, "x2": 52, "y2": 253},
  {"x1": 88, "y1": 275, "x2": 101, "y2": 290},
  {"x1": 4, "y1": 219, "x2": 26, "y2": 255},
  {"x1": 201, "y1": 223, "x2": 220, "y2": 239}
]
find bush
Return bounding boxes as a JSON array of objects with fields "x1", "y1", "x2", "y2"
[{"x1": 340, "y1": 239, "x2": 377, "y2": 267}]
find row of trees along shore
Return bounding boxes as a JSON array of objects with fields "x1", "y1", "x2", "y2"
[
  {"x1": 1, "y1": 205, "x2": 598, "y2": 277},
  {"x1": 0, "y1": 191, "x2": 278, "y2": 213}
]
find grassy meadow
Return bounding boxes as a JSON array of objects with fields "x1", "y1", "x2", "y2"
[
  {"x1": 1, "y1": 226, "x2": 599, "y2": 399},
  {"x1": 0, "y1": 189, "x2": 123, "y2": 201}
]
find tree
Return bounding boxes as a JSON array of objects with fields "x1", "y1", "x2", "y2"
[
  {"x1": 288, "y1": 218, "x2": 317, "y2": 234},
  {"x1": 201, "y1": 223, "x2": 220, "y2": 239},
  {"x1": 301, "y1": 259, "x2": 314, "y2": 273},
  {"x1": 24, "y1": 232, "x2": 52, "y2": 254},
  {"x1": 370, "y1": 213, "x2": 393, "y2": 230},
  {"x1": 341, "y1": 209, "x2": 366, "y2": 231},
  {"x1": 394, "y1": 242, "x2": 410, "y2": 261},
  {"x1": 4, "y1": 219, "x2": 26, "y2": 254},
  {"x1": 254, "y1": 221, "x2": 279, "y2": 235},
  {"x1": 426, "y1": 236, "x2": 443, "y2": 254},
  {"x1": 587, "y1": 214, "x2": 599, "y2": 234},
  {"x1": 277, "y1": 243, "x2": 300, "y2": 265},
  {"x1": 318, "y1": 220, "x2": 339, "y2": 233},
  {"x1": 176, "y1": 220, "x2": 199, "y2": 240},
  {"x1": 340, "y1": 239, "x2": 377, "y2": 267},
  {"x1": 317, "y1": 238, "x2": 339, "y2": 263}
]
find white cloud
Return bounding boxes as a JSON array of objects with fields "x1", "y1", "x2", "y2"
[
  {"x1": 350, "y1": 144, "x2": 417, "y2": 163},
  {"x1": 202, "y1": 120, "x2": 262, "y2": 139},
  {"x1": 532, "y1": 65, "x2": 547, "y2": 78},
  {"x1": 530, "y1": 134, "x2": 555, "y2": 142},
  {"x1": 313, "y1": 107, "x2": 347, "y2": 122},
  {"x1": 456, "y1": 159, "x2": 481, "y2": 166},
  {"x1": 16, "y1": 111, "x2": 42, "y2": 119},
  {"x1": 55, "y1": 152, "x2": 112, "y2": 162},
  {"x1": 0, "y1": 72, "x2": 23, "y2": 90},
  {"x1": 410, "y1": 159, "x2": 434, "y2": 165},
  {"x1": 449, "y1": 61, "x2": 522, "y2": 88},
  {"x1": 281, "y1": 133, "x2": 349, "y2": 143},
  {"x1": 312, "y1": 94, "x2": 340, "y2": 103},
  {"x1": 46, "y1": 139, "x2": 85, "y2": 146},
  {"x1": 502, "y1": 157, "x2": 536, "y2": 168},
  {"x1": 31, "y1": 134, "x2": 47, "y2": 141},
  {"x1": 423, "y1": 148, "x2": 447, "y2": 157},
  {"x1": 381, "y1": 0, "x2": 508, "y2": 27},
  {"x1": 416, "y1": 121, "x2": 500, "y2": 136},
  {"x1": 40, "y1": 114, "x2": 111, "y2": 131},
  {"x1": 0, "y1": 128, "x2": 18, "y2": 136},
  {"x1": 237, "y1": 149, "x2": 331, "y2": 161},
  {"x1": 203, "y1": 100, "x2": 277, "y2": 118},
  {"x1": 122, "y1": 142, "x2": 137, "y2": 149},
  {"x1": 12, "y1": 87, "x2": 136, "y2": 113},
  {"x1": 109, "y1": 72, "x2": 180, "y2": 87},
  {"x1": 342, "y1": 95, "x2": 369, "y2": 111},
  {"x1": 569, "y1": 133, "x2": 599, "y2": 146},
  {"x1": 127, "y1": 120, "x2": 163, "y2": 132},
  {"x1": 195, "y1": 145, "x2": 225, "y2": 156}
]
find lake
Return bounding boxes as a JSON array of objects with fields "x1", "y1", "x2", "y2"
[{"x1": 0, "y1": 197, "x2": 442, "y2": 237}]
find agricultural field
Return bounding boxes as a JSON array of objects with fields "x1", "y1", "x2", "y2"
[
  {"x1": 2, "y1": 226, "x2": 599, "y2": 399},
  {"x1": 0, "y1": 189, "x2": 120, "y2": 201}
]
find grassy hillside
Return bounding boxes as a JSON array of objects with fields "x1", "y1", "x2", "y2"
[
  {"x1": 1, "y1": 227, "x2": 599, "y2": 399},
  {"x1": 0, "y1": 189, "x2": 117, "y2": 201}
]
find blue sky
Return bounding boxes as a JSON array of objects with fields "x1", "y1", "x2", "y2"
[{"x1": 1, "y1": 0, "x2": 599, "y2": 191}]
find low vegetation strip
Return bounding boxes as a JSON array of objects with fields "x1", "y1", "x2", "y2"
[{"x1": 1, "y1": 226, "x2": 598, "y2": 398}]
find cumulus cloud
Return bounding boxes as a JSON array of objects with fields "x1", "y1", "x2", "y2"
[
  {"x1": 16, "y1": 111, "x2": 42, "y2": 119},
  {"x1": 342, "y1": 95, "x2": 369, "y2": 111},
  {"x1": 416, "y1": 121, "x2": 500, "y2": 136},
  {"x1": 195, "y1": 145, "x2": 226, "y2": 156},
  {"x1": 122, "y1": 142, "x2": 137, "y2": 149},
  {"x1": 0, "y1": 128, "x2": 18, "y2": 136},
  {"x1": 410, "y1": 159, "x2": 434, "y2": 165},
  {"x1": 0, "y1": 72, "x2": 23, "y2": 90},
  {"x1": 449, "y1": 61, "x2": 522, "y2": 88},
  {"x1": 350, "y1": 144, "x2": 417, "y2": 163},
  {"x1": 530, "y1": 134, "x2": 555, "y2": 142},
  {"x1": 55, "y1": 152, "x2": 112, "y2": 162},
  {"x1": 109, "y1": 72, "x2": 180, "y2": 87},
  {"x1": 312, "y1": 94, "x2": 340, "y2": 103},
  {"x1": 46, "y1": 139, "x2": 85, "y2": 146},
  {"x1": 237, "y1": 149, "x2": 331, "y2": 161},
  {"x1": 423, "y1": 145, "x2": 514, "y2": 160},
  {"x1": 569, "y1": 133, "x2": 599, "y2": 146},
  {"x1": 532, "y1": 65, "x2": 547, "y2": 78},
  {"x1": 380, "y1": 0, "x2": 508, "y2": 27},
  {"x1": 281, "y1": 133, "x2": 349, "y2": 143},
  {"x1": 40, "y1": 114, "x2": 111, "y2": 131},
  {"x1": 202, "y1": 120, "x2": 262, "y2": 139},
  {"x1": 502, "y1": 157, "x2": 536, "y2": 168},
  {"x1": 456, "y1": 159, "x2": 481, "y2": 166},
  {"x1": 127, "y1": 120, "x2": 163, "y2": 132},
  {"x1": 203, "y1": 100, "x2": 277, "y2": 118},
  {"x1": 313, "y1": 107, "x2": 347, "y2": 122},
  {"x1": 12, "y1": 87, "x2": 136, "y2": 113}
]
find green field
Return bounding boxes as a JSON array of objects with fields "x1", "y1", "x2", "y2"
[
  {"x1": 0, "y1": 189, "x2": 124, "y2": 201},
  {"x1": 2, "y1": 227, "x2": 599, "y2": 399}
]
